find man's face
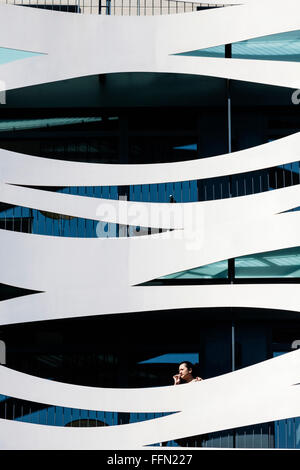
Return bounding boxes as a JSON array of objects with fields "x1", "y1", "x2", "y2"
[{"x1": 179, "y1": 363, "x2": 191, "y2": 381}]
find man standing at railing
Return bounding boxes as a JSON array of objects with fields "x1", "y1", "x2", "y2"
[{"x1": 173, "y1": 361, "x2": 203, "y2": 385}]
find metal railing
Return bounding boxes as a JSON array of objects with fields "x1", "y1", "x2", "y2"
[
  {"x1": 0, "y1": 161, "x2": 299, "y2": 239},
  {"x1": 2, "y1": 0, "x2": 227, "y2": 15}
]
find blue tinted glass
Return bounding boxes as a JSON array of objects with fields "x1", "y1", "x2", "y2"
[
  {"x1": 0, "y1": 47, "x2": 45, "y2": 65},
  {"x1": 159, "y1": 260, "x2": 228, "y2": 279},
  {"x1": 177, "y1": 45, "x2": 225, "y2": 58},
  {"x1": 235, "y1": 247, "x2": 300, "y2": 278},
  {"x1": 176, "y1": 30, "x2": 300, "y2": 62},
  {"x1": 0, "y1": 117, "x2": 101, "y2": 131},
  {"x1": 139, "y1": 353, "x2": 199, "y2": 364},
  {"x1": 232, "y1": 30, "x2": 300, "y2": 62}
]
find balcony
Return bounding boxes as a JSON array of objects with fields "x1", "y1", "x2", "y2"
[
  {"x1": 1, "y1": 0, "x2": 227, "y2": 15},
  {"x1": 0, "y1": 395, "x2": 299, "y2": 448}
]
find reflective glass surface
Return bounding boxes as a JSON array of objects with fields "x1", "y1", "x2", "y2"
[
  {"x1": 159, "y1": 260, "x2": 228, "y2": 280},
  {"x1": 235, "y1": 247, "x2": 300, "y2": 278},
  {"x1": 0, "y1": 47, "x2": 44, "y2": 65},
  {"x1": 178, "y1": 30, "x2": 300, "y2": 62},
  {"x1": 0, "y1": 117, "x2": 102, "y2": 132}
]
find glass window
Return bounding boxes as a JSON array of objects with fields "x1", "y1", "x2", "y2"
[
  {"x1": 235, "y1": 247, "x2": 300, "y2": 278},
  {"x1": 177, "y1": 30, "x2": 300, "y2": 63},
  {"x1": 158, "y1": 260, "x2": 228, "y2": 280}
]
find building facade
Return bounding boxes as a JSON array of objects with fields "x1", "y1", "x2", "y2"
[{"x1": 0, "y1": 0, "x2": 300, "y2": 449}]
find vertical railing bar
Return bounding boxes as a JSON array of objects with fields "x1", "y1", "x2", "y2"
[
  {"x1": 52, "y1": 207, "x2": 54, "y2": 236},
  {"x1": 38, "y1": 207, "x2": 41, "y2": 235},
  {"x1": 20, "y1": 205, "x2": 23, "y2": 233},
  {"x1": 84, "y1": 187, "x2": 87, "y2": 237},
  {"x1": 76, "y1": 187, "x2": 79, "y2": 236},
  {"x1": 259, "y1": 174, "x2": 262, "y2": 193},
  {"x1": 12, "y1": 206, "x2": 15, "y2": 232}
]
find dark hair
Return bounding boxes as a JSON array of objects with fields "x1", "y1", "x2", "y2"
[
  {"x1": 176, "y1": 361, "x2": 196, "y2": 384},
  {"x1": 179, "y1": 361, "x2": 194, "y2": 372},
  {"x1": 179, "y1": 361, "x2": 202, "y2": 380}
]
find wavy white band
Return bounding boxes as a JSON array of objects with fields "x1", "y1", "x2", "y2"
[
  {"x1": 0, "y1": 210, "x2": 299, "y2": 290},
  {"x1": 0, "y1": 183, "x2": 299, "y2": 229},
  {"x1": 0, "y1": 284, "x2": 300, "y2": 326},
  {"x1": 0, "y1": 132, "x2": 299, "y2": 186},
  {"x1": 0, "y1": 350, "x2": 300, "y2": 448},
  {"x1": 1, "y1": 1, "x2": 300, "y2": 92}
]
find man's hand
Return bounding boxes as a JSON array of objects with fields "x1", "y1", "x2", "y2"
[{"x1": 173, "y1": 374, "x2": 181, "y2": 385}]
